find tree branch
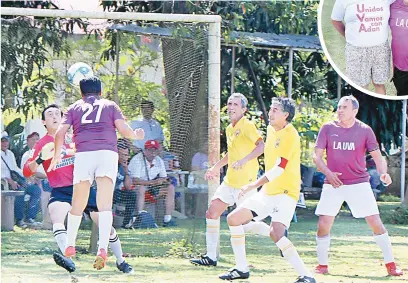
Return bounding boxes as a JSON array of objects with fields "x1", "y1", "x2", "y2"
[{"x1": 245, "y1": 54, "x2": 269, "y2": 124}]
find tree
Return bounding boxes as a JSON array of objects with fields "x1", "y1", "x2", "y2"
[
  {"x1": 352, "y1": 91, "x2": 405, "y2": 153},
  {"x1": 1, "y1": 1, "x2": 88, "y2": 115}
]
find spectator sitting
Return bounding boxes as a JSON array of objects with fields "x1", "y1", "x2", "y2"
[
  {"x1": 128, "y1": 140, "x2": 176, "y2": 227},
  {"x1": 189, "y1": 141, "x2": 209, "y2": 190},
  {"x1": 1, "y1": 132, "x2": 41, "y2": 228},
  {"x1": 113, "y1": 139, "x2": 137, "y2": 228},
  {"x1": 130, "y1": 100, "x2": 165, "y2": 153},
  {"x1": 20, "y1": 132, "x2": 46, "y2": 226},
  {"x1": 191, "y1": 141, "x2": 209, "y2": 171}
]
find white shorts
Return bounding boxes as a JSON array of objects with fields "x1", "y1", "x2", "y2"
[
  {"x1": 211, "y1": 182, "x2": 256, "y2": 206},
  {"x1": 315, "y1": 182, "x2": 379, "y2": 218},
  {"x1": 240, "y1": 191, "x2": 297, "y2": 228},
  {"x1": 73, "y1": 150, "x2": 118, "y2": 185}
]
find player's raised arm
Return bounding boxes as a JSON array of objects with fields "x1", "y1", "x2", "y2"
[
  {"x1": 23, "y1": 140, "x2": 54, "y2": 177},
  {"x1": 232, "y1": 138, "x2": 264, "y2": 170},
  {"x1": 239, "y1": 138, "x2": 293, "y2": 198},
  {"x1": 111, "y1": 102, "x2": 144, "y2": 140},
  {"x1": 48, "y1": 123, "x2": 70, "y2": 172},
  {"x1": 114, "y1": 119, "x2": 144, "y2": 140},
  {"x1": 239, "y1": 157, "x2": 284, "y2": 198},
  {"x1": 205, "y1": 153, "x2": 228, "y2": 181}
]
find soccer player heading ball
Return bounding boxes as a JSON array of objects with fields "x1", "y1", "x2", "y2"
[
  {"x1": 24, "y1": 104, "x2": 133, "y2": 273},
  {"x1": 48, "y1": 76, "x2": 144, "y2": 270}
]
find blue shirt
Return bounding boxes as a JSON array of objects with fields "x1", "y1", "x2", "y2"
[
  {"x1": 130, "y1": 118, "x2": 164, "y2": 149},
  {"x1": 115, "y1": 164, "x2": 126, "y2": 190}
]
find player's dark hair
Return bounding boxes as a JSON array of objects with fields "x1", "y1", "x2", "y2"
[
  {"x1": 271, "y1": 97, "x2": 296, "y2": 123},
  {"x1": 79, "y1": 76, "x2": 101, "y2": 96},
  {"x1": 41, "y1": 104, "x2": 63, "y2": 120},
  {"x1": 118, "y1": 138, "x2": 130, "y2": 150},
  {"x1": 141, "y1": 100, "x2": 154, "y2": 109}
]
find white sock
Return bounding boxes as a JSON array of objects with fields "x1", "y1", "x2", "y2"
[
  {"x1": 230, "y1": 225, "x2": 249, "y2": 272},
  {"x1": 53, "y1": 223, "x2": 67, "y2": 254},
  {"x1": 374, "y1": 232, "x2": 395, "y2": 264},
  {"x1": 276, "y1": 236, "x2": 313, "y2": 277},
  {"x1": 164, "y1": 215, "x2": 172, "y2": 223},
  {"x1": 316, "y1": 234, "x2": 330, "y2": 266},
  {"x1": 66, "y1": 213, "x2": 82, "y2": 248},
  {"x1": 109, "y1": 227, "x2": 125, "y2": 264},
  {"x1": 205, "y1": 218, "x2": 220, "y2": 261},
  {"x1": 243, "y1": 221, "x2": 270, "y2": 237},
  {"x1": 98, "y1": 211, "x2": 113, "y2": 251}
]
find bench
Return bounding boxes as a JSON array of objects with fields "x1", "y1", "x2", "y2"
[
  {"x1": 302, "y1": 186, "x2": 322, "y2": 200},
  {"x1": 1, "y1": 190, "x2": 25, "y2": 231}
]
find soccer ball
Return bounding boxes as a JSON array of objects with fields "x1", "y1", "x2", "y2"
[{"x1": 67, "y1": 62, "x2": 94, "y2": 86}]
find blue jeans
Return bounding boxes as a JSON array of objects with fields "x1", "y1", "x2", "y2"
[{"x1": 14, "y1": 184, "x2": 41, "y2": 221}]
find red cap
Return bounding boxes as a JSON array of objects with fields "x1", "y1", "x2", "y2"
[{"x1": 145, "y1": 140, "x2": 159, "y2": 150}]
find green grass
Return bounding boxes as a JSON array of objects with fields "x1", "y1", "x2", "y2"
[
  {"x1": 2, "y1": 201, "x2": 408, "y2": 283},
  {"x1": 321, "y1": 0, "x2": 397, "y2": 96}
]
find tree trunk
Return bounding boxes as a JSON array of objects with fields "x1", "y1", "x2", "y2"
[{"x1": 245, "y1": 55, "x2": 269, "y2": 124}]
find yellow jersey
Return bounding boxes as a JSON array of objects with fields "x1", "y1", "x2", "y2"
[
  {"x1": 263, "y1": 123, "x2": 301, "y2": 200},
  {"x1": 224, "y1": 116, "x2": 262, "y2": 189}
]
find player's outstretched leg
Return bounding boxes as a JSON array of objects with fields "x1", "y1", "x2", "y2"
[
  {"x1": 49, "y1": 202, "x2": 76, "y2": 272},
  {"x1": 65, "y1": 181, "x2": 91, "y2": 258},
  {"x1": 218, "y1": 207, "x2": 252, "y2": 281},
  {"x1": 189, "y1": 217, "x2": 219, "y2": 267},
  {"x1": 90, "y1": 210, "x2": 133, "y2": 273},
  {"x1": 367, "y1": 215, "x2": 403, "y2": 276},
  {"x1": 315, "y1": 215, "x2": 335, "y2": 275},
  {"x1": 190, "y1": 199, "x2": 228, "y2": 267},
  {"x1": 109, "y1": 227, "x2": 133, "y2": 273},
  {"x1": 242, "y1": 220, "x2": 270, "y2": 236},
  {"x1": 272, "y1": 222, "x2": 315, "y2": 283},
  {"x1": 53, "y1": 252, "x2": 76, "y2": 273},
  {"x1": 93, "y1": 176, "x2": 115, "y2": 270}
]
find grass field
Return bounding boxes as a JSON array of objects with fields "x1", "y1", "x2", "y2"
[
  {"x1": 320, "y1": 0, "x2": 397, "y2": 96},
  {"x1": 1, "y1": 201, "x2": 408, "y2": 283}
]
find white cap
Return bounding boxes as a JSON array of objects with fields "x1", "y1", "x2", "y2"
[{"x1": 1, "y1": 131, "x2": 9, "y2": 139}]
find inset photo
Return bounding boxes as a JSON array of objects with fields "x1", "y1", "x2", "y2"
[{"x1": 319, "y1": 0, "x2": 408, "y2": 98}]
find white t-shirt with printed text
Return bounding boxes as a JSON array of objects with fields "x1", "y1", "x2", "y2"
[{"x1": 331, "y1": 0, "x2": 396, "y2": 47}]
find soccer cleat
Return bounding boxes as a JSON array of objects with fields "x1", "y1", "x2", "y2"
[
  {"x1": 294, "y1": 276, "x2": 316, "y2": 283},
  {"x1": 163, "y1": 219, "x2": 177, "y2": 227},
  {"x1": 116, "y1": 261, "x2": 133, "y2": 274},
  {"x1": 93, "y1": 248, "x2": 108, "y2": 270},
  {"x1": 125, "y1": 217, "x2": 136, "y2": 229},
  {"x1": 385, "y1": 262, "x2": 403, "y2": 276},
  {"x1": 64, "y1": 246, "x2": 76, "y2": 258},
  {"x1": 314, "y1": 264, "x2": 329, "y2": 274},
  {"x1": 219, "y1": 268, "x2": 250, "y2": 280},
  {"x1": 16, "y1": 220, "x2": 27, "y2": 229},
  {"x1": 190, "y1": 255, "x2": 217, "y2": 266},
  {"x1": 53, "y1": 252, "x2": 76, "y2": 273}
]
